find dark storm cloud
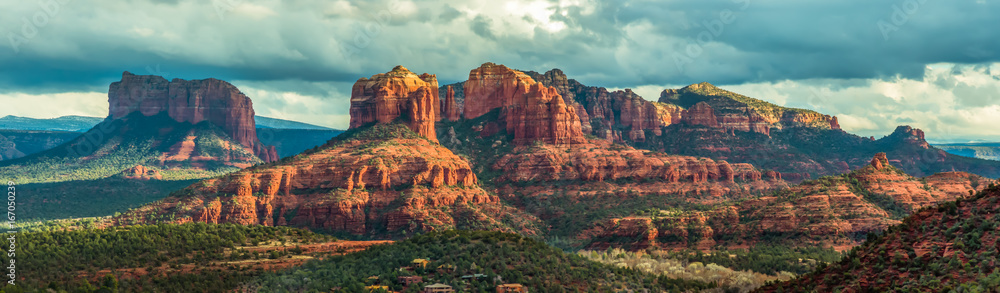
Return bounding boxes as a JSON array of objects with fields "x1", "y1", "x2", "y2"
[{"x1": 3, "y1": 0, "x2": 997, "y2": 92}]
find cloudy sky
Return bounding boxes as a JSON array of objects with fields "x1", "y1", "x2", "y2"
[{"x1": 1, "y1": 0, "x2": 998, "y2": 143}]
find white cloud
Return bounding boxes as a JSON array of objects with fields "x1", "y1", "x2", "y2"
[{"x1": 0, "y1": 92, "x2": 107, "y2": 118}]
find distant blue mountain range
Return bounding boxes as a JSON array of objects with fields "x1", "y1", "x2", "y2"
[
  {"x1": 0, "y1": 115, "x2": 105, "y2": 132},
  {"x1": 0, "y1": 115, "x2": 334, "y2": 131}
]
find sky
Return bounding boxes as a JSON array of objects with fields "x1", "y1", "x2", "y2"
[{"x1": 1, "y1": 0, "x2": 998, "y2": 143}]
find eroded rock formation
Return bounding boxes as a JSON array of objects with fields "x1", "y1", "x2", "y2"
[{"x1": 350, "y1": 66, "x2": 439, "y2": 142}]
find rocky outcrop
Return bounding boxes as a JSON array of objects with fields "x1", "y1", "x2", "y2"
[
  {"x1": 883, "y1": 125, "x2": 929, "y2": 149},
  {"x1": 523, "y1": 69, "x2": 594, "y2": 134},
  {"x1": 612, "y1": 90, "x2": 682, "y2": 142},
  {"x1": 681, "y1": 102, "x2": 720, "y2": 128},
  {"x1": 463, "y1": 63, "x2": 536, "y2": 120},
  {"x1": 463, "y1": 63, "x2": 586, "y2": 145},
  {"x1": 108, "y1": 72, "x2": 277, "y2": 162},
  {"x1": 442, "y1": 85, "x2": 461, "y2": 121},
  {"x1": 121, "y1": 165, "x2": 162, "y2": 180},
  {"x1": 349, "y1": 66, "x2": 439, "y2": 142},
  {"x1": 870, "y1": 152, "x2": 888, "y2": 170}
]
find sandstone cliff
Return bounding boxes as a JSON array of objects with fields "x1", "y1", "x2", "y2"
[
  {"x1": 349, "y1": 66, "x2": 439, "y2": 142},
  {"x1": 442, "y1": 85, "x2": 461, "y2": 121},
  {"x1": 524, "y1": 69, "x2": 680, "y2": 143},
  {"x1": 463, "y1": 63, "x2": 585, "y2": 145},
  {"x1": 108, "y1": 72, "x2": 277, "y2": 162},
  {"x1": 494, "y1": 140, "x2": 772, "y2": 187}
]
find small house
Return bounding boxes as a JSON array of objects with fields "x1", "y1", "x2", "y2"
[
  {"x1": 496, "y1": 284, "x2": 527, "y2": 293},
  {"x1": 364, "y1": 285, "x2": 389, "y2": 292},
  {"x1": 412, "y1": 258, "x2": 432, "y2": 269},
  {"x1": 436, "y1": 264, "x2": 456, "y2": 273},
  {"x1": 398, "y1": 276, "x2": 423, "y2": 286},
  {"x1": 423, "y1": 283, "x2": 455, "y2": 293}
]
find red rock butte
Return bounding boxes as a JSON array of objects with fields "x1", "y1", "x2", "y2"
[
  {"x1": 349, "y1": 65, "x2": 439, "y2": 142},
  {"x1": 463, "y1": 62, "x2": 586, "y2": 145},
  {"x1": 108, "y1": 71, "x2": 277, "y2": 162}
]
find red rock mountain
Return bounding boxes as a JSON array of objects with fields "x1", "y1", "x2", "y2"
[
  {"x1": 108, "y1": 71, "x2": 277, "y2": 162},
  {"x1": 520, "y1": 71, "x2": 838, "y2": 143},
  {"x1": 659, "y1": 82, "x2": 841, "y2": 135},
  {"x1": 349, "y1": 66, "x2": 439, "y2": 142},
  {"x1": 121, "y1": 123, "x2": 540, "y2": 236},
  {"x1": 517, "y1": 68, "x2": 1000, "y2": 180},
  {"x1": 463, "y1": 63, "x2": 586, "y2": 145},
  {"x1": 583, "y1": 153, "x2": 994, "y2": 251}
]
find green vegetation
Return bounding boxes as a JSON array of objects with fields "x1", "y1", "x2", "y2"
[
  {"x1": 17, "y1": 178, "x2": 199, "y2": 220},
  {"x1": 515, "y1": 188, "x2": 714, "y2": 244},
  {"x1": 435, "y1": 108, "x2": 515, "y2": 184},
  {"x1": 252, "y1": 230, "x2": 711, "y2": 292},
  {"x1": 2, "y1": 223, "x2": 335, "y2": 293},
  {"x1": 581, "y1": 248, "x2": 802, "y2": 292},
  {"x1": 15, "y1": 217, "x2": 108, "y2": 233},
  {"x1": 661, "y1": 245, "x2": 843, "y2": 275}
]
